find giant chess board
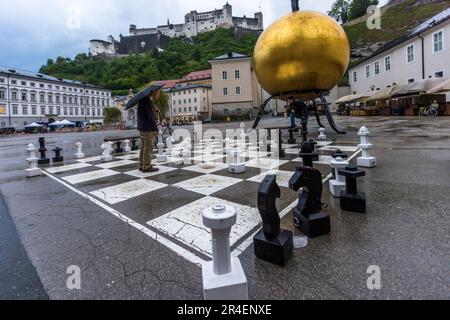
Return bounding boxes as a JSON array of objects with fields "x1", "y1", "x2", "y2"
[{"x1": 42, "y1": 138, "x2": 361, "y2": 266}]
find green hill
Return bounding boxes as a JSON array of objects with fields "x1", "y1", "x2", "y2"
[{"x1": 39, "y1": 29, "x2": 259, "y2": 96}]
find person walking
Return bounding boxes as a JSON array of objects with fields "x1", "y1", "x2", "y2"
[{"x1": 138, "y1": 90, "x2": 160, "y2": 173}]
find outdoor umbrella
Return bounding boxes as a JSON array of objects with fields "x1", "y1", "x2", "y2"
[
  {"x1": 48, "y1": 121, "x2": 62, "y2": 127},
  {"x1": 427, "y1": 78, "x2": 450, "y2": 94},
  {"x1": 125, "y1": 83, "x2": 164, "y2": 110},
  {"x1": 59, "y1": 119, "x2": 76, "y2": 126},
  {"x1": 24, "y1": 122, "x2": 43, "y2": 128}
]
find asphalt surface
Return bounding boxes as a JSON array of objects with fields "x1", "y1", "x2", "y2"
[{"x1": 0, "y1": 115, "x2": 449, "y2": 300}]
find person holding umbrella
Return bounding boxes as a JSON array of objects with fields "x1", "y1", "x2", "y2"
[{"x1": 126, "y1": 83, "x2": 164, "y2": 173}]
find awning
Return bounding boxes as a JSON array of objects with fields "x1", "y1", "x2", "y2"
[
  {"x1": 24, "y1": 122, "x2": 43, "y2": 128},
  {"x1": 391, "y1": 78, "x2": 443, "y2": 97},
  {"x1": 366, "y1": 86, "x2": 398, "y2": 101},
  {"x1": 427, "y1": 78, "x2": 450, "y2": 94},
  {"x1": 335, "y1": 91, "x2": 376, "y2": 104}
]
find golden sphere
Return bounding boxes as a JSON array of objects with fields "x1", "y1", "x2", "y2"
[{"x1": 253, "y1": 11, "x2": 350, "y2": 100}]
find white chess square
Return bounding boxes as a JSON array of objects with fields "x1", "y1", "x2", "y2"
[
  {"x1": 319, "y1": 145, "x2": 360, "y2": 153},
  {"x1": 292, "y1": 155, "x2": 334, "y2": 165},
  {"x1": 173, "y1": 174, "x2": 242, "y2": 195},
  {"x1": 282, "y1": 144, "x2": 298, "y2": 149},
  {"x1": 147, "y1": 196, "x2": 261, "y2": 256},
  {"x1": 77, "y1": 156, "x2": 102, "y2": 163},
  {"x1": 62, "y1": 169, "x2": 120, "y2": 185},
  {"x1": 182, "y1": 162, "x2": 229, "y2": 174},
  {"x1": 96, "y1": 160, "x2": 137, "y2": 169},
  {"x1": 247, "y1": 170, "x2": 294, "y2": 188},
  {"x1": 191, "y1": 154, "x2": 225, "y2": 163},
  {"x1": 284, "y1": 148, "x2": 301, "y2": 155},
  {"x1": 116, "y1": 154, "x2": 139, "y2": 160},
  {"x1": 124, "y1": 165, "x2": 178, "y2": 178},
  {"x1": 46, "y1": 163, "x2": 92, "y2": 174},
  {"x1": 246, "y1": 158, "x2": 289, "y2": 170},
  {"x1": 244, "y1": 151, "x2": 270, "y2": 158},
  {"x1": 316, "y1": 141, "x2": 333, "y2": 147},
  {"x1": 90, "y1": 179, "x2": 167, "y2": 204}
]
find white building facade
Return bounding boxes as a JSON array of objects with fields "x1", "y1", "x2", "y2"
[
  {"x1": 348, "y1": 10, "x2": 450, "y2": 102},
  {"x1": 170, "y1": 84, "x2": 212, "y2": 122},
  {"x1": 0, "y1": 68, "x2": 112, "y2": 129}
]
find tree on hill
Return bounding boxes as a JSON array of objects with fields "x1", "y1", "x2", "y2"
[{"x1": 329, "y1": 0, "x2": 350, "y2": 23}]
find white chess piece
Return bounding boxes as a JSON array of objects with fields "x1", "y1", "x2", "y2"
[
  {"x1": 156, "y1": 130, "x2": 168, "y2": 163},
  {"x1": 123, "y1": 140, "x2": 131, "y2": 153},
  {"x1": 228, "y1": 148, "x2": 245, "y2": 174},
  {"x1": 318, "y1": 127, "x2": 327, "y2": 141},
  {"x1": 74, "y1": 142, "x2": 85, "y2": 159},
  {"x1": 202, "y1": 204, "x2": 248, "y2": 300},
  {"x1": 100, "y1": 142, "x2": 113, "y2": 162},
  {"x1": 329, "y1": 156, "x2": 350, "y2": 197},
  {"x1": 25, "y1": 144, "x2": 41, "y2": 178},
  {"x1": 357, "y1": 126, "x2": 377, "y2": 168}
]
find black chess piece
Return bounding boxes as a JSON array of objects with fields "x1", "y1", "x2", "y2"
[
  {"x1": 254, "y1": 175, "x2": 293, "y2": 266},
  {"x1": 339, "y1": 165, "x2": 367, "y2": 213},
  {"x1": 308, "y1": 140, "x2": 319, "y2": 161},
  {"x1": 298, "y1": 142, "x2": 318, "y2": 167},
  {"x1": 130, "y1": 139, "x2": 139, "y2": 151},
  {"x1": 114, "y1": 141, "x2": 123, "y2": 153},
  {"x1": 289, "y1": 166, "x2": 331, "y2": 238},
  {"x1": 52, "y1": 147, "x2": 64, "y2": 163},
  {"x1": 37, "y1": 137, "x2": 50, "y2": 165},
  {"x1": 287, "y1": 128, "x2": 296, "y2": 144}
]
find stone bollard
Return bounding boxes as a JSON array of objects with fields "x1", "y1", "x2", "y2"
[
  {"x1": 202, "y1": 204, "x2": 248, "y2": 300},
  {"x1": 318, "y1": 127, "x2": 327, "y2": 141},
  {"x1": 254, "y1": 175, "x2": 293, "y2": 266},
  {"x1": 357, "y1": 126, "x2": 376, "y2": 168},
  {"x1": 52, "y1": 147, "x2": 64, "y2": 163},
  {"x1": 37, "y1": 137, "x2": 50, "y2": 166},
  {"x1": 329, "y1": 156, "x2": 350, "y2": 197},
  {"x1": 74, "y1": 142, "x2": 85, "y2": 159},
  {"x1": 123, "y1": 140, "x2": 131, "y2": 153},
  {"x1": 228, "y1": 148, "x2": 245, "y2": 174},
  {"x1": 101, "y1": 142, "x2": 113, "y2": 162},
  {"x1": 338, "y1": 165, "x2": 367, "y2": 213},
  {"x1": 25, "y1": 144, "x2": 41, "y2": 178}
]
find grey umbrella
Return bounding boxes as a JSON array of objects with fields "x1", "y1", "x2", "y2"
[{"x1": 125, "y1": 83, "x2": 164, "y2": 110}]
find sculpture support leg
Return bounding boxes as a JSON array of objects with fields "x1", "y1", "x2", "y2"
[{"x1": 318, "y1": 93, "x2": 346, "y2": 134}]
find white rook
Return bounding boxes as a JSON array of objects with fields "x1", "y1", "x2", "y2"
[
  {"x1": 74, "y1": 142, "x2": 85, "y2": 159},
  {"x1": 123, "y1": 140, "x2": 131, "y2": 153},
  {"x1": 25, "y1": 144, "x2": 41, "y2": 178},
  {"x1": 202, "y1": 204, "x2": 248, "y2": 300},
  {"x1": 318, "y1": 127, "x2": 327, "y2": 141},
  {"x1": 100, "y1": 142, "x2": 113, "y2": 162},
  {"x1": 329, "y1": 156, "x2": 349, "y2": 197},
  {"x1": 357, "y1": 126, "x2": 377, "y2": 168},
  {"x1": 228, "y1": 148, "x2": 245, "y2": 174}
]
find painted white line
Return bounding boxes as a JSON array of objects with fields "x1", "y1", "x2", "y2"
[{"x1": 42, "y1": 171, "x2": 206, "y2": 267}]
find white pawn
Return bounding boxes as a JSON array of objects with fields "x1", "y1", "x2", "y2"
[
  {"x1": 74, "y1": 142, "x2": 85, "y2": 159},
  {"x1": 182, "y1": 139, "x2": 192, "y2": 165},
  {"x1": 240, "y1": 123, "x2": 247, "y2": 141},
  {"x1": 100, "y1": 142, "x2": 113, "y2": 162},
  {"x1": 329, "y1": 156, "x2": 350, "y2": 197},
  {"x1": 166, "y1": 136, "x2": 175, "y2": 157},
  {"x1": 228, "y1": 148, "x2": 245, "y2": 174},
  {"x1": 123, "y1": 140, "x2": 131, "y2": 153},
  {"x1": 156, "y1": 130, "x2": 167, "y2": 163},
  {"x1": 202, "y1": 205, "x2": 248, "y2": 300},
  {"x1": 318, "y1": 127, "x2": 327, "y2": 141},
  {"x1": 25, "y1": 144, "x2": 41, "y2": 178},
  {"x1": 357, "y1": 126, "x2": 377, "y2": 168}
]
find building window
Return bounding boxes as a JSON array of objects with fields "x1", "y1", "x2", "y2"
[
  {"x1": 223, "y1": 88, "x2": 228, "y2": 95},
  {"x1": 365, "y1": 65, "x2": 370, "y2": 78},
  {"x1": 222, "y1": 71, "x2": 228, "y2": 80},
  {"x1": 31, "y1": 106, "x2": 37, "y2": 115},
  {"x1": 48, "y1": 94, "x2": 53, "y2": 103},
  {"x1": 194, "y1": 98, "x2": 197, "y2": 102},
  {"x1": 74, "y1": 108, "x2": 78, "y2": 116},
  {"x1": 179, "y1": 108, "x2": 182, "y2": 113},
  {"x1": 31, "y1": 93, "x2": 36, "y2": 102},
  {"x1": 21, "y1": 81, "x2": 26, "y2": 86},
  {"x1": 12, "y1": 91, "x2": 18, "y2": 100},
  {"x1": 80, "y1": 108, "x2": 84, "y2": 116},
  {"x1": 49, "y1": 106, "x2": 54, "y2": 114},
  {"x1": 189, "y1": 107, "x2": 192, "y2": 112},
  {"x1": 11, "y1": 80, "x2": 17, "y2": 85},
  {"x1": 56, "y1": 106, "x2": 61, "y2": 114},
  {"x1": 0, "y1": 78, "x2": 4, "y2": 83},
  {"x1": 235, "y1": 70, "x2": 240, "y2": 79},
  {"x1": 374, "y1": 61, "x2": 380, "y2": 75},
  {"x1": 188, "y1": 98, "x2": 192, "y2": 103},
  {"x1": 40, "y1": 93, "x2": 45, "y2": 103},
  {"x1": 173, "y1": 100, "x2": 176, "y2": 105},
  {"x1": 22, "y1": 106, "x2": 28, "y2": 115},
  {"x1": 40, "y1": 106, "x2": 46, "y2": 115},
  {"x1": 433, "y1": 30, "x2": 444, "y2": 53},
  {"x1": 408, "y1": 78, "x2": 414, "y2": 83},
  {"x1": 1, "y1": 122, "x2": 5, "y2": 127},
  {"x1": 64, "y1": 107, "x2": 68, "y2": 115},
  {"x1": 12, "y1": 105, "x2": 18, "y2": 115},
  {"x1": 385, "y1": 56, "x2": 391, "y2": 71},
  {"x1": 407, "y1": 44, "x2": 414, "y2": 63},
  {"x1": 236, "y1": 87, "x2": 241, "y2": 95},
  {"x1": 353, "y1": 71, "x2": 357, "y2": 83},
  {"x1": 0, "y1": 90, "x2": 5, "y2": 100},
  {"x1": 435, "y1": 71, "x2": 444, "y2": 78},
  {"x1": 86, "y1": 108, "x2": 90, "y2": 116},
  {"x1": 184, "y1": 99, "x2": 187, "y2": 104},
  {"x1": 178, "y1": 100, "x2": 181, "y2": 104}
]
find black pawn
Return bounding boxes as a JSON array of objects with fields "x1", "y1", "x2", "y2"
[
  {"x1": 37, "y1": 137, "x2": 50, "y2": 165},
  {"x1": 254, "y1": 175, "x2": 293, "y2": 266},
  {"x1": 298, "y1": 142, "x2": 318, "y2": 167},
  {"x1": 338, "y1": 165, "x2": 367, "y2": 213},
  {"x1": 289, "y1": 166, "x2": 330, "y2": 238},
  {"x1": 308, "y1": 140, "x2": 319, "y2": 161},
  {"x1": 114, "y1": 141, "x2": 123, "y2": 153},
  {"x1": 130, "y1": 139, "x2": 139, "y2": 151},
  {"x1": 52, "y1": 147, "x2": 64, "y2": 163}
]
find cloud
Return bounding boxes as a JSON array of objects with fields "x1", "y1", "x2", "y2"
[{"x1": 0, "y1": 0, "x2": 389, "y2": 71}]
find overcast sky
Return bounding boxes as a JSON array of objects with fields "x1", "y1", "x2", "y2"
[{"x1": 0, "y1": 0, "x2": 388, "y2": 72}]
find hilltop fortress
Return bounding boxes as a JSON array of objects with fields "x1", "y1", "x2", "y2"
[{"x1": 90, "y1": 2, "x2": 263, "y2": 57}]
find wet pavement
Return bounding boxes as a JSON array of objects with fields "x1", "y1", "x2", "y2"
[{"x1": 0, "y1": 116, "x2": 449, "y2": 300}]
